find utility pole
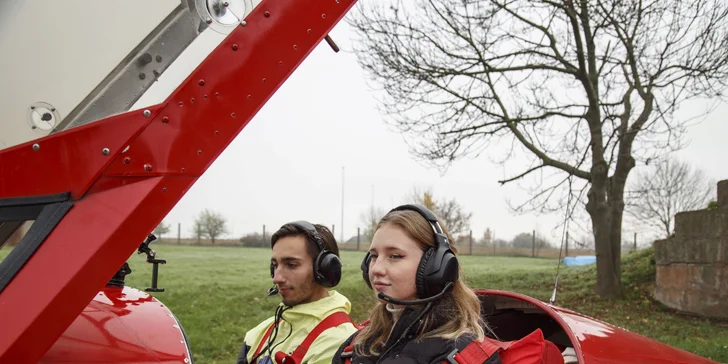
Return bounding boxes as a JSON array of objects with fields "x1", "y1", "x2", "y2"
[{"x1": 493, "y1": 229, "x2": 496, "y2": 255}]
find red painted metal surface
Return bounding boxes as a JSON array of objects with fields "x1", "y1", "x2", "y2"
[
  {"x1": 0, "y1": 0, "x2": 357, "y2": 362},
  {"x1": 0, "y1": 176, "x2": 189, "y2": 362},
  {"x1": 0, "y1": 109, "x2": 159, "y2": 199},
  {"x1": 476, "y1": 289, "x2": 719, "y2": 364},
  {"x1": 41, "y1": 286, "x2": 191, "y2": 363}
]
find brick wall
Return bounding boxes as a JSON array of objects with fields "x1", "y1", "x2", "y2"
[{"x1": 653, "y1": 180, "x2": 728, "y2": 319}]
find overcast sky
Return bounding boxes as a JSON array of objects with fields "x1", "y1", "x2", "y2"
[{"x1": 131, "y1": 8, "x2": 728, "y2": 246}]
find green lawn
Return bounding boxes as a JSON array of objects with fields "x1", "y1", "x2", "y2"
[{"x1": 1, "y1": 245, "x2": 726, "y2": 363}]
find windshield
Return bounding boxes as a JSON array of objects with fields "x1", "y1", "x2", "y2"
[
  {"x1": 0, "y1": 221, "x2": 33, "y2": 261},
  {"x1": 0, "y1": 193, "x2": 73, "y2": 293}
]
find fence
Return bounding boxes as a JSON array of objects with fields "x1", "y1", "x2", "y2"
[
  {"x1": 154, "y1": 225, "x2": 599, "y2": 259},
  {"x1": 0, "y1": 221, "x2": 657, "y2": 259},
  {"x1": 155, "y1": 237, "x2": 242, "y2": 247},
  {"x1": 153, "y1": 221, "x2": 663, "y2": 259},
  {"x1": 337, "y1": 241, "x2": 594, "y2": 259}
]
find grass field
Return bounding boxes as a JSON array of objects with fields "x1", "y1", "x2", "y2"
[{"x1": 2, "y1": 245, "x2": 726, "y2": 363}]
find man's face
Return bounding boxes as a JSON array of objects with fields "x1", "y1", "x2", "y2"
[{"x1": 271, "y1": 235, "x2": 318, "y2": 306}]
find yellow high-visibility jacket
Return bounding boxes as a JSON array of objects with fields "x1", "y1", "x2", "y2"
[{"x1": 244, "y1": 290, "x2": 358, "y2": 364}]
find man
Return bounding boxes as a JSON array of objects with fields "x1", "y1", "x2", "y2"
[{"x1": 237, "y1": 221, "x2": 357, "y2": 364}]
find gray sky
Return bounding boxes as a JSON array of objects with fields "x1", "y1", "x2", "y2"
[
  {"x1": 1, "y1": 2, "x2": 723, "y2": 246},
  {"x1": 144, "y1": 18, "x2": 727, "y2": 245}
]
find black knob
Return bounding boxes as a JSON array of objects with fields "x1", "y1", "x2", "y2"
[{"x1": 138, "y1": 53, "x2": 153, "y2": 65}]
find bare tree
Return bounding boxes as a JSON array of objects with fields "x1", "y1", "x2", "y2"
[
  {"x1": 153, "y1": 221, "x2": 171, "y2": 241},
  {"x1": 348, "y1": 0, "x2": 728, "y2": 297},
  {"x1": 511, "y1": 232, "x2": 551, "y2": 249},
  {"x1": 493, "y1": 238, "x2": 509, "y2": 248},
  {"x1": 190, "y1": 220, "x2": 204, "y2": 244},
  {"x1": 627, "y1": 158, "x2": 715, "y2": 238},
  {"x1": 360, "y1": 205, "x2": 386, "y2": 242},
  {"x1": 194, "y1": 209, "x2": 228, "y2": 244},
  {"x1": 572, "y1": 234, "x2": 596, "y2": 251},
  {"x1": 479, "y1": 228, "x2": 493, "y2": 245},
  {"x1": 408, "y1": 187, "x2": 473, "y2": 235},
  {"x1": 239, "y1": 232, "x2": 269, "y2": 248},
  {"x1": 408, "y1": 187, "x2": 438, "y2": 211}
]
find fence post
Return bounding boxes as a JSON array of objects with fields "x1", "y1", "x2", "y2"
[
  {"x1": 532, "y1": 230, "x2": 536, "y2": 257},
  {"x1": 177, "y1": 223, "x2": 181, "y2": 245},
  {"x1": 357, "y1": 227, "x2": 360, "y2": 251},
  {"x1": 469, "y1": 230, "x2": 473, "y2": 255}
]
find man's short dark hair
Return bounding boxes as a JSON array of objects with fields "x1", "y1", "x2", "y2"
[{"x1": 271, "y1": 223, "x2": 339, "y2": 260}]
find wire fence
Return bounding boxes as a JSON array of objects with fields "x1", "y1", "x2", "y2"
[
  {"x1": 0, "y1": 219, "x2": 651, "y2": 260},
  {"x1": 153, "y1": 236, "x2": 601, "y2": 259},
  {"x1": 151, "y1": 223, "x2": 653, "y2": 259}
]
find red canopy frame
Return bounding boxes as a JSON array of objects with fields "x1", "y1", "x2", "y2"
[{"x1": 0, "y1": 0, "x2": 357, "y2": 362}]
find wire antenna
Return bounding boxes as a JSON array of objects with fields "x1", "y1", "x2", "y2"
[{"x1": 550, "y1": 177, "x2": 575, "y2": 305}]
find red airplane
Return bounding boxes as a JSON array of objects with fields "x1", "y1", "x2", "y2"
[{"x1": 0, "y1": 0, "x2": 719, "y2": 363}]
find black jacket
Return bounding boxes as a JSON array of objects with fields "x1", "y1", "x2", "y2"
[{"x1": 331, "y1": 306, "x2": 501, "y2": 364}]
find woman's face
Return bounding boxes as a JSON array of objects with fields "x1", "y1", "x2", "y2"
[{"x1": 367, "y1": 223, "x2": 424, "y2": 304}]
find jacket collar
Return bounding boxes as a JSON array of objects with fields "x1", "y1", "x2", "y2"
[{"x1": 278, "y1": 290, "x2": 352, "y2": 322}]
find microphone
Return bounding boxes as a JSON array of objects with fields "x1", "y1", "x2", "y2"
[
  {"x1": 267, "y1": 286, "x2": 279, "y2": 296},
  {"x1": 377, "y1": 282, "x2": 454, "y2": 306}
]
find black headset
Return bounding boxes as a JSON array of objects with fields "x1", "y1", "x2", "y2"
[
  {"x1": 270, "y1": 221, "x2": 342, "y2": 288},
  {"x1": 360, "y1": 204, "x2": 459, "y2": 300}
]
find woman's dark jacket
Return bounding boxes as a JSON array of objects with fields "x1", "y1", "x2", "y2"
[{"x1": 331, "y1": 306, "x2": 501, "y2": 364}]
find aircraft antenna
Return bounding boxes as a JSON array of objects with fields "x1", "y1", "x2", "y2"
[{"x1": 550, "y1": 177, "x2": 575, "y2": 305}]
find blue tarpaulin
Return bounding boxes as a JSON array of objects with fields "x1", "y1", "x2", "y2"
[{"x1": 563, "y1": 255, "x2": 597, "y2": 266}]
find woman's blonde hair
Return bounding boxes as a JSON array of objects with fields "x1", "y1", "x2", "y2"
[{"x1": 354, "y1": 209, "x2": 489, "y2": 356}]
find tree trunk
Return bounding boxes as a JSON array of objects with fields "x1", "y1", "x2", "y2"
[
  {"x1": 587, "y1": 162, "x2": 624, "y2": 299},
  {"x1": 588, "y1": 203, "x2": 624, "y2": 297}
]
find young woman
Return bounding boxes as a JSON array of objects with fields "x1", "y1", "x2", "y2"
[{"x1": 332, "y1": 204, "x2": 499, "y2": 364}]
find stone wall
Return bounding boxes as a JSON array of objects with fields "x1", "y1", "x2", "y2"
[{"x1": 653, "y1": 180, "x2": 728, "y2": 319}]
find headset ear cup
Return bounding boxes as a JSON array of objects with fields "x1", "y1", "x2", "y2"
[
  {"x1": 417, "y1": 247, "x2": 459, "y2": 299},
  {"x1": 314, "y1": 251, "x2": 342, "y2": 288},
  {"x1": 439, "y1": 250, "x2": 459, "y2": 288},
  {"x1": 416, "y1": 248, "x2": 435, "y2": 298},
  {"x1": 361, "y1": 252, "x2": 372, "y2": 289}
]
